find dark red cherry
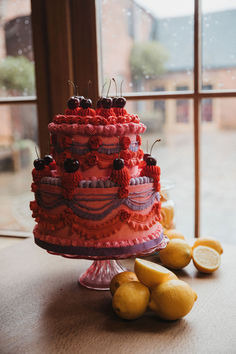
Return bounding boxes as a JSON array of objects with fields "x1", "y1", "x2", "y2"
[
  {"x1": 146, "y1": 156, "x2": 157, "y2": 166},
  {"x1": 96, "y1": 97, "x2": 103, "y2": 108},
  {"x1": 143, "y1": 153, "x2": 151, "y2": 162},
  {"x1": 116, "y1": 97, "x2": 126, "y2": 108},
  {"x1": 67, "y1": 96, "x2": 80, "y2": 110},
  {"x1": 101, "y1": 97, "x2": 112, "y2": 109},
  {"x1": 80, "y1": 98, "x2": 92, "y2": 109},
  {"x1": 64, "y1": 158, "x2": 80, "y2": 173},
  {"x1": 43, "y1": 155, "x2": 53, "y2": 165},
  {"x1": 75, "y1": 95, "x2": 84, "y2": 102},
  {"x1": 112, "y1": 97, "x2": 118, "y2": 107},
  {"x1": 34, "y1": 158, "x2": 45, "y2": 170},
  {"x1": 113, "y1": 158, "x2": 124, "y2": 170}
]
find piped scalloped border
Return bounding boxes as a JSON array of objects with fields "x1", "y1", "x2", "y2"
[
  {"x1": 34, "y1": 224, "x2": 166, "y2": 258},
  {"x1": 48, "y1": 122, "x2": 146, "y2": 137}
]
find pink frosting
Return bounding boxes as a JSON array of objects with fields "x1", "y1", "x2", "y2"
[{"x1": 48, "y1": 122, "x2": 146, "y2": 137}]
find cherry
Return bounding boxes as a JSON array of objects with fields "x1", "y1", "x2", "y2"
[
  {"x1": 113, "y1": 158, "x2": 124, "y2": 170},
  {"x1": 101, "y1": 97, "x2": 112, "y2": 109},
  {"x1": 34, "y1": 158, "x2": 45, "y2": 170},
  {"x1": 115, "y1": 97, "x2": 126, "y2": 108},
  {"x1": 96, "y1": 97, "x2": 103, "y2": 108},
  {"x1": 67, "y1": 96, "x2": 80, "y2": 110},
  {"x1": 64, "y1": 158, "x2": 80, "y2": 173},
  {"x1": 43, "y1": 155, "x2": 53, "y2": 165},
  {"x1": 143, "y1": 153, "x2": 151, "y2": 162},
  {"x1": 80, "y1": 98, "x2": 92, "y2": 109},
  {"x1": 112, "y1": 97, "x2": 118, "y2": 107},
  {"x1": 146, "y1": 156, "x2": 157, "y2": 166}
]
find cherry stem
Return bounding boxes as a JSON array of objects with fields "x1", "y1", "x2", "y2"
[
  {"x1": 88, "y1": 80, "x2": 92, "y2": 97},
  {"x1": 106, "y1": 79, "x2": 111, "y2": 97},
  {"x1": 112, "y1": 77, "x2": 117, "y2": 97},
  {"x1": 75, "y1": 84, "x2": 79, "y2": 96},
  {"x1": 35, "y1": 146, "x2": 39, "y2": 159},
  {"x1": 101, "y1": 81, "x2": 107, "y2": 97},
  {"x1": 150, "y1": 139, "x2": 161, "y2": 156},
  {"x1": 68, "y1": 80, "x2": 76, "y2": 95},
  {"x1": 120, "y1": 80, "x2": 124, "y2": 97}
]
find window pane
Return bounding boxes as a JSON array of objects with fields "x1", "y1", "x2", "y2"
[
  {"x1": 98, "y1": 0, "x2": 194, "y2": 94},
  {"x1": 201, "y1": 98, "x2": 236, "y2": 244},
  {"x1": 126, "y1": 99, "x2": 194, "y2": 236},
  {"x1": 0, "y1": 0, "x2": 35, "y2": 97},
  {"x1": 0, "y1": 104, "x2": 37, "y2": 231},
  {"x1": 202, "y1": 2, "x2": 236, "y2": 90}
]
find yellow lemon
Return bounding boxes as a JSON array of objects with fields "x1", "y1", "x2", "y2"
[
  {"x1": 192, "y1": 237, "x2": 223, "y2": 255},
  {"x1": 192, "y1": 245, "x2": 221, "y2": 273},
  {"x1": 110, "y1": 271, "x2": 139, "y2": 295},
  {"x1": 134, "y1": 258, "x2": 177, "y2": 288},
  {"x1": 160, "y1": 205, "x2": 175, "y2": 229},
  {"x1": 112, "y1": 281, "x2": 150, "y2": 320},
  {"x1": 164, "y1": 229, "x2": 185, "y2": 240},
  {"x1": 149, "y1": 279, "x2": 197, "y2": 320},
  {"x1": 159, "y1": 239, "x2": 192, "y2": 270}
]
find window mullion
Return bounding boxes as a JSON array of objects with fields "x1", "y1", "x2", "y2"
[{"x1": 193, "y1": 0, "x2": 202, "y2": 237}]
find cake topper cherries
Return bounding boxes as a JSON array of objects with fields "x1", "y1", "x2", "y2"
[
  {"x1": 34, "y1": 158, "x2": 45, "y2": 170},
  {"x1": 113, "y1": 157, "x2": 125, "y2": 170},
  {"x1": 67, "y1": 81, "x2": 84, "y2": 110},
  {"x1": 146, "y1": 156, "x2": 157, "y2": 166},
  {"x1": 64, "y1": 158, "x2": 80, "y2": 173},
  {"x1": 33, "y1": 147, "x2": 45, "y2": 170},
  {"x1": 43, "y1": 154, "x2": 53, "y2": 165},
  {"x1": 112, "y1": 79, "x2": 126, "y2": 108}
]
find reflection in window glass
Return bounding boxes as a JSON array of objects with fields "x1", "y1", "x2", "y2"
[
  {"x1": 126, "y1": 99, "x2": 194, "y2": 236},
  {"x1": 0, "y1": 0, "x2": 35, "y2": 97},
  {"x1": 98, "y1": 0, "x2": 194, "y2": 94},
  {"x1": 0, "y1": 109, "x2": 37, "y2": 232},
  {"x1": 201, "y1": 98, "x2": 236, "y2": 244},
  {"x1": 202, "y1": 2, "x2": 236, "y2": 90}
]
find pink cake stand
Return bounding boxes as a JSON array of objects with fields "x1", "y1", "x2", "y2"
[{"x1": 43, "y1": 234, "x2": 168, "y2": 291}]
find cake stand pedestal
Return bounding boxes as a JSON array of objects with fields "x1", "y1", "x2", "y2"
[{"x1": 79, "y1": 260, "x2": 127, "y2": 290}]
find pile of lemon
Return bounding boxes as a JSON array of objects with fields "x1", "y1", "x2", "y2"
[
  {"x1": 110, "y1": 232, "x2": 223, "y2": 321},
  {"x1": 162, "y1": 230, "x2": 223, "y2": 273}
]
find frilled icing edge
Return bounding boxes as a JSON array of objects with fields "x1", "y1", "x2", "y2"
[
  {"x1": 33, "y1": 223, "x2": 163, "y2": 248},
  {"x1": 48, "y1": 121, "x2": 146, "y2": 137}
]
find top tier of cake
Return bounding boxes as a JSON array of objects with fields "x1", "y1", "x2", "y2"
[{"x1": 49, "y1": 107, "x2": 146, "y2": 179}]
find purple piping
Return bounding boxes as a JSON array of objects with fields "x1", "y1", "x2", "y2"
[{"x1": 35, "y1": 232, "x2": 164, "y2": 257}]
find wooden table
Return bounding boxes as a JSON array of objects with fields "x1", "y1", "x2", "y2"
[{"x1": 1, "y1": 239, "x2": 236, "y2": 354}]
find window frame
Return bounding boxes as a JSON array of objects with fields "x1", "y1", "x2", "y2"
[{"x1": 1, "y1": 0, "x2": 236, "y2": 237}]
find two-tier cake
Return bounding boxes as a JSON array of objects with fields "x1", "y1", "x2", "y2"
[{"x1": 30, "y1": 91, "x2": 167, "y2": 259}]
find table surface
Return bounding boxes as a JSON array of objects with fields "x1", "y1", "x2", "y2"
[{"x1": 1, "y1": 239, "x2": 236, "y2": 354}]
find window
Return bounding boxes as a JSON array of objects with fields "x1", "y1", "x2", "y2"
[
  {"x1": 97, "y1": 0, "x2": 236, "y2": 239},
  {"x1": 2, "y1": 0, "x2": 236, "y2": 242},
  {"x1": 0, "y1": 0, "x2": 37, "y2": 234},
  {"x1": 176, "y1": 86, "x2": 189, "y2": 123}
]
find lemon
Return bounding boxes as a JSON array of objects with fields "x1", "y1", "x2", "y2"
[
  {"x1": 192, "y1": 237, "x2": 223, "y2": 255},
  {"x1": 112, "y1": 281, "x2": 150, "y2": 320},
  {"x1": 164, "y1": 229, "x2": 185, "y2": 240},
  {"x1": 134, "y1": 258, "x2": 177, "y2": 288},
  {"x1": 192, "y1": 245, "x2": 221, "y2": 273},
  {"x1": 159, "y1": 239, "x2": 192, "y2": 270},
  {"x1": 110, "y1": 271, "x2": 139, "y2": 295},
  {"x1": 149, "y1": 279, "x2": 197, "y2": 320}
]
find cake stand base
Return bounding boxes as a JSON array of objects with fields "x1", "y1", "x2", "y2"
[{"x1": 79, "y1": 260, "x2": 127, "y2": 290}]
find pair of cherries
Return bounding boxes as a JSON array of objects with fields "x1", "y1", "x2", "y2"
[
  {"x1": 34, "y1": 155, "x2": 54, "y2": 170},
  {"x1": 67, "y1": 95, "x2": 92, "y2": 110},
  {"x1": 96, "y1": 96, "x2": 126, "y2": 109}
]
